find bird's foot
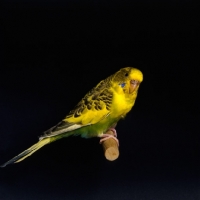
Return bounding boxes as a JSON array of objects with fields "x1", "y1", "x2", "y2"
[
  {"x1": 99, "y1": 128, "x2": 119, "y2": 146},
  {"x1": 108, "y1": 128, "x2": 117, "y2": 137}
]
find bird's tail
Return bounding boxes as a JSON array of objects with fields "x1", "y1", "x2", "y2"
[{"x1": 0, "y1": 138, "x2": 51, "y2": 167}]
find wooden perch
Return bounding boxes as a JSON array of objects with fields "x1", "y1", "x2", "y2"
[{"x1": 101, "y1": 130, "x2": 119, "y2": 161}]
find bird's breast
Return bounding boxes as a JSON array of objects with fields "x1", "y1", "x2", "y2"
[{"x1": 110, "y1": 91, "x2": 135, "y2": 119}]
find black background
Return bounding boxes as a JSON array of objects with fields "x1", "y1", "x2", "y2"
[{"x1": 0, "y1": 1, "x2": 199, "y2": 199}]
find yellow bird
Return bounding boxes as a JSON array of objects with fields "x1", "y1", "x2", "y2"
[{"x1": 1, "y1": 67, "x2": 143, "y2": 167}]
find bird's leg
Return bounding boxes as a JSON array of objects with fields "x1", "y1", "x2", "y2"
[
  {"x1": 109, "y1": 128, "x2": 117, "y2": 137},
  {"x1": 99, "y1": 128, "x2": 119, "y2": 146}
]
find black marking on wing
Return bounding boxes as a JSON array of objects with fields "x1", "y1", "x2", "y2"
[
  {"x1": 66, "y1": 76, "x2": 113, "y2": 118},
  {"x1": 41, "y1": 121, "x2": 75, "y2": 138}
]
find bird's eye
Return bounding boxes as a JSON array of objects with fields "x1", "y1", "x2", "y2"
[
  {"x1": 120, "y1": 83, "x2": 126, "y2": 88},
  {"x1": 125, "y1": 73, "x2": 128, "y2": 77}
]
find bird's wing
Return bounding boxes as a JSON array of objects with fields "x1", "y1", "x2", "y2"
[{"x1": 39, "y1": 77, "x2": 113, "y2": 140}]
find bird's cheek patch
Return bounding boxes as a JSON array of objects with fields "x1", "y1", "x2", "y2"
[{"x1": 119, "y1": 83, "x2": 126, "y2": 88}]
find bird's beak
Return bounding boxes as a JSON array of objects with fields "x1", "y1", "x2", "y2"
[{"x1": 129, "y1": 80, "x2": 140, "y2": 94}]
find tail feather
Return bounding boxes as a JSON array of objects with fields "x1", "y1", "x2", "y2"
[{"x1": 0, "y1": 138, "x2": 51, "y2": 167}]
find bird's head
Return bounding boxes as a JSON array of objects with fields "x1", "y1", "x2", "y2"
[{"x1": 112, "y1": 67, "x2": 143, "y2": 95}]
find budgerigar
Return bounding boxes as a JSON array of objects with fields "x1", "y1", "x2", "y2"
[{"x1": 1, "y1": 67, "x2": 143, "y2": 167}]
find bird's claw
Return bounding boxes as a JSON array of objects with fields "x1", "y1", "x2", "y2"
[
  {"x1": 108, "y1": 128, "x2": 117, "y2": 137},
  {"x1": 99, "y1": 128, "x2": 119, "y2": 146}
]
